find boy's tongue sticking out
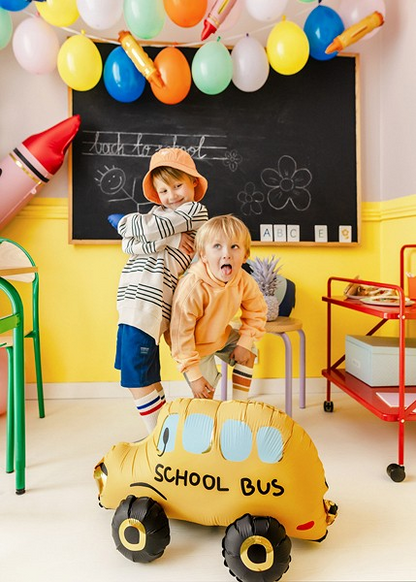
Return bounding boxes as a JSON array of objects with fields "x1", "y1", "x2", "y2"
[{"x1": 222, "y1": 264, "x2": 232, "y2": 277}]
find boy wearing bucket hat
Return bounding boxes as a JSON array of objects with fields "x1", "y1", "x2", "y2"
[{"x1": 112, "y1": 148, "x2": 208, "y2": 433}]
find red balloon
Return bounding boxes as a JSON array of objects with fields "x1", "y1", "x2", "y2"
[
  {"x1": 151, "y1": 47, "x2": 192, "y2": 105},
  {"x1": 163, "y1": 0, "x2": 207, "y2": 27}
]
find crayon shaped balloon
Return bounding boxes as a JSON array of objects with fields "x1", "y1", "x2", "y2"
[
  {"x1": 326, "y1": 11, "x2": 384, "y2": 54},
  {"x1": 118, "y1": 31, "x2": 163, "y2": 89},
  {"x1": 201, "y1": 0, "x2": 238, "y2": 41},
  {"x1": 0, "y1": 115, "x2": 81, "y2": 231}
]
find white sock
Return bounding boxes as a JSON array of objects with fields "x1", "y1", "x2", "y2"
[{"x1": 134, "y1": 389, "x2": 166, "y2": 433}]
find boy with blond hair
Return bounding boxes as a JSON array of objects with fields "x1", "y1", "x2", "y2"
[{"x1": 170, "y1": 214, "x2": 267, "y2": 400}]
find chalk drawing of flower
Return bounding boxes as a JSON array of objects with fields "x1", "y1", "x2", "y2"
[
  {"x1": 261, "y1": 155, "x2": 312, "y2": 211},
  {"x1": 237, "y1": 182, "x2": 265, "y2": 215},
  {"x1": 223, "y1": 149, "x2": 242, "y2": 172}
]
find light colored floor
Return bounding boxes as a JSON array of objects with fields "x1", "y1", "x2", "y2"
[{"x1": 1, "y1": 390, "x2": 416, "y2": 582}]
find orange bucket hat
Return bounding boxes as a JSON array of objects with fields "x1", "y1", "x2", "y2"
[{"x1": 142, "y1": 148, "x2": 208, "y2": 204}]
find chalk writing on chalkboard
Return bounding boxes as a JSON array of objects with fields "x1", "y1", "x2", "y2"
[{"x1": 70, "y1": 45, "x2": 359, "y2": 245}]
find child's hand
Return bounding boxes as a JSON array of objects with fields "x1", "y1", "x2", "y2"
[
  {"x1": 179, "y1": 232, "x2": 195, "y2": 256},
  {"x1": 190, "y1": 377, "x2": 215, "y2": 399},
  {"x1": 230, "y1": 345, "x2": 256, "y2": 366},
  {"x1": 108, "y1": 214, "x2": 125, "y2": 230}
]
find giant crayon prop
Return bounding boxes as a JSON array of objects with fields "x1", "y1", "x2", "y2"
[
  {"x1": 325, "y1": 11, "x2": 384, "y2": 54},
  {"x1": 0, "y1": 114, "x2": 81, "y2": 231}
]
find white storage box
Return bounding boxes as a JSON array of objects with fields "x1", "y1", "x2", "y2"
[{"x1": 345, "y1": 335, "x2": 416, "y2": 387}]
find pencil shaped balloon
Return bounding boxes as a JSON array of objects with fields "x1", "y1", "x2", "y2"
[
  {"x1": 326, "y1": 11, "x2": 384, "y2": 54},
  {"x1": 0, "y1": 115, "x2": 81, "y2": 231},
  {"x1": 201, "y1": 0, "x2": 238, "y2": 41},
  {"x1": 118, "y1": 31, "x2": 163, "y2": 89}
]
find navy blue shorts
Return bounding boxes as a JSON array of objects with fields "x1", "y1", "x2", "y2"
[{"x1": 114, "y1": 324, "x2": 161, "y2": 388}]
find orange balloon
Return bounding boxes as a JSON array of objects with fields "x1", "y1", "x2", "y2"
[
  {"x1": 151, "y1": 47, "x2": 192, "y2": 105},
  {"x1": 163, "y1": 0, "x2": 207, "y2": 27}
]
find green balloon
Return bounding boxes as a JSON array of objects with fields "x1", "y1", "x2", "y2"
[
  {"x1": 191, "y1": 41, "x2": 233, "y2": 95},
  {"x1": 0, "y1": 7, "x2": 12, "y2": 50},
  {"x1": 124, "y1": 0, "x2": 165, "y2": 40}
]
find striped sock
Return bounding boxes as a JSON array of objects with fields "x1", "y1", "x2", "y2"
[
  {"x1": 232, "y1": 364, "x2": 253, "y2": 400},
  {"x1": 134, "y1": 389, "x2": 166, "y2": 433}
]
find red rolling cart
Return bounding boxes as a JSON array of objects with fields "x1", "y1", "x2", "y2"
[{"x1": 322, "y1": 245, "x2": 416, "y2": 482}]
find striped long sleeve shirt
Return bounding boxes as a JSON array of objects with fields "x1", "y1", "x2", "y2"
[{"x1": 116, "y1": 201, "x2": 208, "y2": 343}]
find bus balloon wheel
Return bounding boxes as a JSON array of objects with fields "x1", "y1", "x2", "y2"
[
  {"x1": 222, "y1": 513, "x2": 291, "y2": 582},
  {"x1": 111, "y1": 495, "x2": 170, "y2": 563}
]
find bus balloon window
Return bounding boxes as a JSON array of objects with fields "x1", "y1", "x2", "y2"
[
  {"x1": 220, "y1": 420, "x2": 252, "y2": 462},
  {"x1": 157, "y1": 413, "x2": 179, "y2": 453},
  {"x1": 256, "y1": 427, "x2": 284, "y2": 463},
  {"x1": 183, "y1": 414, "x2": 214, "y2": 454}
]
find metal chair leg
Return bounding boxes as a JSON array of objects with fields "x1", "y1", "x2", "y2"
[
  {"x1": 6, "y1": 346, "x2": 14, "y2": 474},
  {"x1": 32, "y1": 332, "x2": 45, "y2": 418}
]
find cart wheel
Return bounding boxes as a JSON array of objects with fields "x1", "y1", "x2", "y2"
[
  {"x1": 111, "y1": 495, "x2": 170, "y2": 563},
  {"x1": 222, "y1": 513, "x2": 291, "y2": 582},
  {"x1": 386, "y1": 463, "x2": 406, "y2": 482},
  {"x1": 323, "y1": 400, "x2": 334, "y2": 413}
]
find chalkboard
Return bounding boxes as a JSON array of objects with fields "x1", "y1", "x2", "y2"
[{"x1": 70, "y1": 44, "x2": 360, "y2": 245}]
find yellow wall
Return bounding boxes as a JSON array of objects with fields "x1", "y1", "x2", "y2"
[{"x1": 1, "y1": 195, "x2": 416, "y2": 383}]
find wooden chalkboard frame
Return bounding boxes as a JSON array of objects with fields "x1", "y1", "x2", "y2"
[{"x1": 69, "y1": 45, "x2": 360, "y2": 246}]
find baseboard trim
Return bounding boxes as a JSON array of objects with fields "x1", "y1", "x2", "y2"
[{"x1": 26, "y1": 377, "x2": 331, "y2": 400}]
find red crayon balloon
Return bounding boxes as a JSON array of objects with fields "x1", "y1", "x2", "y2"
[
  {"x1": 0, "y1": 114, "x2": 81, "y2": 231},
  {"x1": 201, "y1": 0, "x2": 238, "y2": 41}
]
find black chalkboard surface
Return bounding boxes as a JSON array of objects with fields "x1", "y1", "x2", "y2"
[{"x1": 70, "y1": 44, "x2": 359, "y2": 244}]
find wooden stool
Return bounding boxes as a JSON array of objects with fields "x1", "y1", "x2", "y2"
[{"x1": 220, "y1": 317, "x2": 306, "y2": 417}]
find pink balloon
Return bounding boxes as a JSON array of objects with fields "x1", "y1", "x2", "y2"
[
  {"x1": 12, "y1": 15, "x2": 60, "y2": 74},
  {"x1": 338, "y1": 0, "x2": 386, "y2": 40}
]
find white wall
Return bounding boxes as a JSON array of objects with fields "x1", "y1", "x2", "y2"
[
  {"x1": 0, "y1": 0, "x2": 390, "y2": 203},
  {"x1": 379, "y1": 0, "x2": 416, "y2": 201}
]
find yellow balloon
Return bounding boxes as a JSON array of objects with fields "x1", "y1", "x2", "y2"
[
  {"x1": 36, "y1": 0, "x2": 79, "y2": 27},
  {"x1": 57, "y1": 35, "x2": 103, "y2": 92},
  {"x1": 266, "y1": 18, "x2": 310, "y2": 76}
]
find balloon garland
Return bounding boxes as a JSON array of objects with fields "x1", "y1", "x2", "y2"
[{"x1": 0, "y1": 0, "x2": 386, "y2": 104}]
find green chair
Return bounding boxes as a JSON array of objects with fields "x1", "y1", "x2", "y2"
[{"x1": 0, "y1": 238, "x2": 45, "y2": 494}]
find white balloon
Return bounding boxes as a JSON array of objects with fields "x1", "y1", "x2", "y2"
[
  {"x1": 338, "y1": 0, "x2": 386, "y2": 40},
  {"x1": 231, "y1": 35, "x2": 269, "y2": 92},
  {"x1": 76, "y1": 0, "x2": 123, "y2": 30},
  {"x1": 245, "y1": 0, "x2": 289, "y2": 22},
  {"x1": 12, "y1": 16, "x2": 60, "y2": 75}
]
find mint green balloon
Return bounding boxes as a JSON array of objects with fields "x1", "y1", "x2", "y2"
[
  {"x1": 124, "y1": 0, "x2": 165, "y2": 40},
  {"x1": 192, "y1": 41, "x2": 233, "y2": 95},
  {"x1": 0, "y1": 7, "x2": 12, "y2": 50}
]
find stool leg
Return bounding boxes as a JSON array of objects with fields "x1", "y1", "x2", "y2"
[
  {"x1": 6, "y1": 347, "x2": 14, "y2": 474},
  {"x1": 298, "y1": 329, "x2": 306, "y2": 409},
  {"x1": 280, "y1": 333, "x2": 293, "y2": 418},
  {"x1": 220, "y1": 360, "x2": 228, "y2": 400}
]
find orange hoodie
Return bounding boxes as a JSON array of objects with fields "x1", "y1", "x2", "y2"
[{"x1": 170, "y1": 260, "x2": 267, "y2": 381}]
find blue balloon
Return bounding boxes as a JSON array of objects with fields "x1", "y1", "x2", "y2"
[
  {"x1": 0, "y1": 0, "x2": 31, "y2": 11},
  {"x1": 304, "y1": 5, "x2": 344, "y2": 61},
  {"x1": 103, "y1": 46, "x2": 146, "y2": 103}
]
